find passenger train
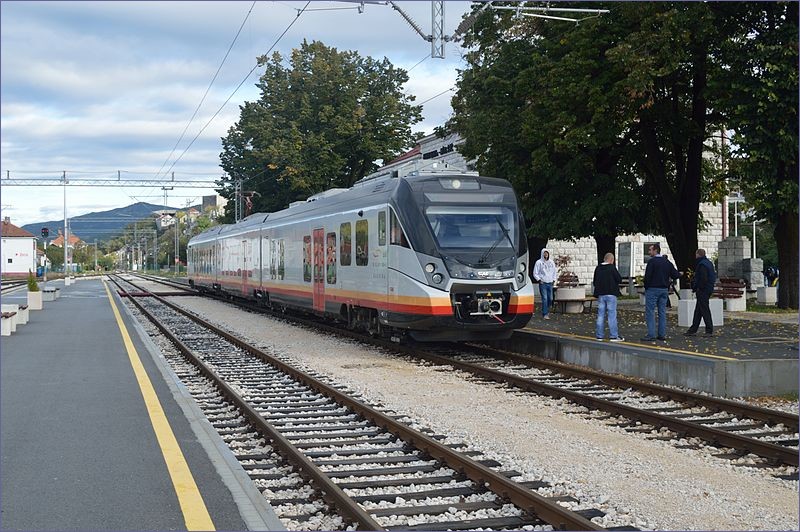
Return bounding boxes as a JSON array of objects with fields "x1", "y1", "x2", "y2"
[{"x1": 187, "y1": 166, "x2": 534, "y2": 341}]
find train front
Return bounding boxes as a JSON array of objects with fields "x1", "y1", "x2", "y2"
[{"x1": 390, "y1": 173, "x2": 534, "y2": 341}]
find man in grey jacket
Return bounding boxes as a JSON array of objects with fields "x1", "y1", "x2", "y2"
[{"x1": 533, "y1": 248, "x2": 557, "y2": 320}]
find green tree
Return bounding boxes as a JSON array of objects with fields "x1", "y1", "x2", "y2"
[
  {"x1": 452, "y1": 2, "x2": 731, "y2": 273},
  {"x1": 219, "y1": 40, "x2": 422, "y2": 216},
  {"x1": 713, "y1": 2, "x2": 798, "y2": 308}
]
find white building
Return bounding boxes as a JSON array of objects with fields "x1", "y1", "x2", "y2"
[
  {"x1": 370, "y1": 132, "x2": 724, "y2": 284},
  {"x1": 1, "y1": 217, "x2": 37, "y2": 278}
]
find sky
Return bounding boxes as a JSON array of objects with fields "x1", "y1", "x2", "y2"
[{"x1": 0, "y1": 0, "x2": 474, "y2": 227}]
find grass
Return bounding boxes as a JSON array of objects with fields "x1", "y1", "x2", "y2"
[{"x1": 745, "y1": 300, "x2": 797, "y2": 313}]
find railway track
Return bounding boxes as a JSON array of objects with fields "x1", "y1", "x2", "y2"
[
  {"x1": 130, "y1": 273, "x2": 799, "y2": 474},
  {"x1": 111, "y1": 275, "x2": 613, "y2": 530},
  {"x1": 1, "y1": 279, "x2": 27, "y2": 294}
]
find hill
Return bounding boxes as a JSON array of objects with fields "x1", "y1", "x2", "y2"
[{"x1": 23, "y1": 202, "x2": 179, "y2": 243}]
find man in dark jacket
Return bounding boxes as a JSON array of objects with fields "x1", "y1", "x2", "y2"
[
  {"x1": 642, "y1": 243, "x2": 681, "y2": 341},
  {"x1": 593, "y1": 252, "x2": 624, "y2": 341},
  {"x1": 685, "y1": 248, "x2": 717, "y2": 336}
]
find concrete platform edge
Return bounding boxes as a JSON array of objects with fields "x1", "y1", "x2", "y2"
[
  {"x1": 118, "y1": 291, "x2": 285, "y2": 531},
  {"x1": 492, "y1": 330, "x2": 798, "y2": 397}
]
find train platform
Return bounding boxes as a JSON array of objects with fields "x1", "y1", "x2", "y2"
[
  {"x1": 0, "y1": 277, "x2": 283, "y2": 531},
  {"x1": 501, "y1": 297, "x2": 799, "y2": 398}
]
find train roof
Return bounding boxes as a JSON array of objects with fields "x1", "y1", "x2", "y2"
[{"x1": 189, "y1": 167, "x2": 514, "y2": 245}]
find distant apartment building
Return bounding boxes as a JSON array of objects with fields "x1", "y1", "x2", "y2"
[{"x1": 1, "y1": 217, "x2": 37, "y2": 278}]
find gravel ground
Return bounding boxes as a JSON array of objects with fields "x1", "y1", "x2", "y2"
[{"x1": 167, "y1": 295, "x2": 798, "y2": 531}]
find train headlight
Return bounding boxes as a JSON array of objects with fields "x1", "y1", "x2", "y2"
[
  {"x1": 516, "y1": 273, "x2": 525, "y2": 284},
  {"x1": 432, "y1": 273, "x2": 444, "y2": 284},
  {"x1": 425, "y1": 263, "x2": 436, "y2": 273},
  {"x1": 519, "y1": 262, "x2": 526, "y2": 273}
]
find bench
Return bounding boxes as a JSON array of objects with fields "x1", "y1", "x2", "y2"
[
  {"x1": 42, "y1": 288, "x2": 58, "y2": 301},
  {"x1": 1, "y1": 304, "x2": 27, "y2": 326},
  {"x1": 713, "y1": 278, "x2": 746, "y2": 311},
  {"x1": 1, "y1": 311, "x2": 17, "y2": 336}
]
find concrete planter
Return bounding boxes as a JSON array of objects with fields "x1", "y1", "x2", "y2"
[
  {"x1": 54, "y1": 287, "x2": 60, "y2": 299},
  {"x1": 555, "y1": 287, "x2": 585, "y2": 314},
  {"x1": 679, "y1": 289, "x2": 694, "y2": 300},
  {"x1": 27, "y1": 291, "x2": 43, "y2": 310},
  {"x1": 757, "y1": 286, "x2": 777, "y2": 305},
  {"x1": 42, "y1": 289, "x2": 56, "y2": 302},
  {"x1": 64, "y1": 277, "x2": 71, "y2": 286},
  {"x1": 678, "y1": 298, "x2": 724, "y2": 328}
]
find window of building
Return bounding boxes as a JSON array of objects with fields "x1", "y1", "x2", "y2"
[
  {"x1": 356, "y1": 219, "x2": 369, "y2": 266},
  {"x1": 340, "y1": 223, "x2": 352, "y2": 266}
]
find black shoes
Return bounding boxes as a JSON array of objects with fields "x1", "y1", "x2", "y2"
[
  {"x1": 684, "y1": 330, "x2": 697, "y2": 336},
  {"x1": 657, "y1": 336, "x2": 666, "y2": 341},
  {"x1": 640, "y1": 336, "x2": 656, "y2": 342}
]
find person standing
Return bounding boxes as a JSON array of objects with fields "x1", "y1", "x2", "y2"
[
  {"x1": 642, "y1": 243, "x2": 681, "y2": 341},
  {"x1": 533, "y1": 248, "x2": 557, "y2": 320},
  {"x1": 685, "y1": 248, "x2": 717, "y2": 336},
  {"x1": 593, "y1": 252, "x2": 624, "y2": 341}
]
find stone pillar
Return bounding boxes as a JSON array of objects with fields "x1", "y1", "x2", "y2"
[
  {"x1": 742, "y1": 258, "x2": 764, "y2": 289},
  {"x1": 716, "y1": 236, "x2": 750, "y2": 279}
]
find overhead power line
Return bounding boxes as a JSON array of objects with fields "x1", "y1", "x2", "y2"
[
  {"x1": 159, "y1": 1, "x2": 311, "y2": 180},
  {"x1": 154, "y1": 1, "x2": 257, "y2": 180}
]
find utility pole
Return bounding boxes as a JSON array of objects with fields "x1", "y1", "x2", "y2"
[
  {"x1": 175, "y1": 214, "x2": 180, "y2": 274},
  {"x1": 63, "y1": 171, "x2": 68, "y2": 281},
  {"x1": 94, "y1": 240, "x2": 98, "y2": 271}
]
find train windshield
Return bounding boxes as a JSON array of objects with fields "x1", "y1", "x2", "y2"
[{"x1": 426, "y1": 206, "x2": 517, "y2": 254}]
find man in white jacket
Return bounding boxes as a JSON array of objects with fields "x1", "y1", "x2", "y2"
[{"x1": 532, "y1": 248, "x2": 557, "y2": 319}]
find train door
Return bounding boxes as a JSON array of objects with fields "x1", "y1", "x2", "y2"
[
  {"x1": 313, "y1": 228, "x2": 325, "y2": 311},
  {"x1": 241, "y1": 239, "x2": 248, "y2": 295}
]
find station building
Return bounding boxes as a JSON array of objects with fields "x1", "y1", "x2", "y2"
[{"x1": 0, "y1": 217, "x2": 37, "y2": 278}]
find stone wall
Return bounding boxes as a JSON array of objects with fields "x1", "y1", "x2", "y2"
[{"x1": 545, "y1": 201, "x2": 724, "y2": 289}]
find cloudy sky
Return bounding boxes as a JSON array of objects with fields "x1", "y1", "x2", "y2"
[{"x1": 1, "y1": 0, "x2": 473, "y2": 227}]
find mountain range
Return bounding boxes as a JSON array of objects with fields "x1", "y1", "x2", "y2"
[{"x1": 22, "y1": 202, "x2": 196, "y2": 243}]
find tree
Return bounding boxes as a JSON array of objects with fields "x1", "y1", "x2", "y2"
[
  {"x1": 451, "y1": 3, "x2": 730, "y2": 273},
  {"x1": 713, "y1": 2, "x2": 798, "y2": 308},
  {"x1": 219, "y1": 40, "x2": 422, "y2": 217}
]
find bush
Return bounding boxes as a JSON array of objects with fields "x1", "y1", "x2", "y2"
[{"x1": 27, "y1": 270, "x2": 39, "y2": 292}]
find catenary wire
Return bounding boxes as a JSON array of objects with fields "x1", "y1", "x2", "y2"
[
  {"x1": 154, "y1": 1, "x2": 258, "y2": 181},
  {"x1": 160, "y1": 1, "x2": 311, "y2": 180}
]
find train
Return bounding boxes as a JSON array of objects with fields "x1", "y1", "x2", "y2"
[{"x1": 187, "y1": 165, "x2": 534, "y2": 341}]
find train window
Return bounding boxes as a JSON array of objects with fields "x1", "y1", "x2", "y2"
[
  {"x1": 356, "y1": 219, "x2": 369, "y2": 266},
  {"x1": 378, "y1": 211, "x2": 387, "y2": 246},
  {"x1": 303, "y1": 236, "x2": 312, "y2": 282},
  {"x1": 390, "y1": 210, "x2": 410, "y2": 248},
  {"x1": 278, "y1": 240, "x2": 285, "y2": 280},
  {"x1": 326, "y1": 232, "x2": 337, "y2": 284},
  {"x1": 270, "y1": 240, "x2": 276, "y2": 279},
  {"x1": 340, "y1": 223, "x2": 352, "y2": 266}
]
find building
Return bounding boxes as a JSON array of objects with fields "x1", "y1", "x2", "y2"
[
  {"x1": 1, "y1": 217, "x2": 37, "y2": 278},
  {"x1": 368, "y1": 132, "x2": 724, "y2": 285},
  {"x1": 202, "y1": 194, "x2": 228, "y2": 218},
  {"x1": 155, "y1": 214, "x2": 176, "y2": 231}
]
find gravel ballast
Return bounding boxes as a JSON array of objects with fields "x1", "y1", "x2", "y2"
[{"x1": 168, "y1": 296, "x2": 799, "y2": 531}]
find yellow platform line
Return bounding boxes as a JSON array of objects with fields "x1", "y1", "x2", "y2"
[
  {"x1": 525, "y1": 327, "x2": 736, "y2": 361},
  {"x1": 103, "y1": 280, "x2": 215, "y2": 530}
]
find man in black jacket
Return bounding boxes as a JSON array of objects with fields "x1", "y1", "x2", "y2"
[
  {"x1": 593, "y1": 252, "x2": 624, "y2": 341},
  {"x1": 642, "y1": 243, "x2": 681, "y2": 341},
  {"x1": 685, "y1": 248, "x2": 717, "y2": 336}
]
